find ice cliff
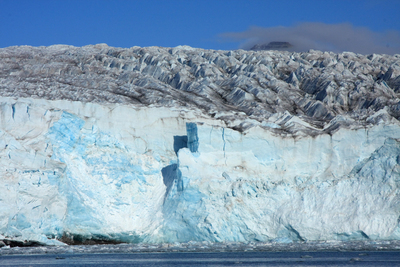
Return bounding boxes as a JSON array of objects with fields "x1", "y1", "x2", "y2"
[{"x1": 0, "y1": 44, "x2": 400, "y2": 245}]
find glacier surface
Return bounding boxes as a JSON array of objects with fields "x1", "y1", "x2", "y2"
[{"x1": 0, "y1": 45, "x2": 400, "y2": 245}]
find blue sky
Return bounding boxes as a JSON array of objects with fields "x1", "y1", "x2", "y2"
[{"x1": 1, "y1": 0, "x2": 400, "y2": 54}]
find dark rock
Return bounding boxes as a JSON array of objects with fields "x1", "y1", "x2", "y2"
[
  {"x1": 1, "y1": 239, "x2": 44, "y2": 247},
  {"x1": 251, "y1": 42, "x2": 293, "y2": 51}
]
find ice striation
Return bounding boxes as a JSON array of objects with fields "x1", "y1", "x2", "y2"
[{"x1": 0, "y1": 44, "x2": 400, "y2": 246}]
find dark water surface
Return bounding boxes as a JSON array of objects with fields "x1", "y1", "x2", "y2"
[{"x1": 1, "y1": 251, "x2": 400, "y2": 266}]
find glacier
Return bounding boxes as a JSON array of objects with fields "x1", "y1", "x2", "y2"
[{"x1": 0, "y1": 44, "x2": 400, "y2": 246}]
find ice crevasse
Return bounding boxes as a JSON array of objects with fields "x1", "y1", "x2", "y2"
[{"x1": 1, "y1": 96, "x2": 400, "y2": 245}]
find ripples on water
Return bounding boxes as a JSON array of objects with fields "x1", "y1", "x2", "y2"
[{"x1": 1, "y1": 240, "x2": 400, "y2": 255}]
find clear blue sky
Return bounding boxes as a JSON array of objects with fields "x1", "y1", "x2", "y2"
[{"x1": 1, "y1": 0, "x2": 400, "y2": 53}]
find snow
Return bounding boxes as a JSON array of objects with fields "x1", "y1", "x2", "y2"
[{"x1": 0, "y1": 44, "x2": 400, "y2": 246}]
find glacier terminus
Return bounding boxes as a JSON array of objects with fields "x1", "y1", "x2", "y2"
[{"x1": 0, "y1": 44, "x2": 400, "y2": 246}]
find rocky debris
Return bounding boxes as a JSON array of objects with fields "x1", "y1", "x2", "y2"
[
  {"x1": 0, "y1": 44, "x2": 399, "y2": 134},
  {"x1": 60, "y1": 233, "x2": 126, "y2": 245},
  {"x1": 0, "y1": 239, "x2": 44, "y2": 247}
]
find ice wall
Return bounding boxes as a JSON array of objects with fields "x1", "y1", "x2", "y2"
[
  {"x1": 0, "y1": 97, "x2": 213, "y2": 244},
  {"x1": 1, "y1": 96, "x2": 400, "y2": 245},
  {"x1": 161, "y1": 126, "x2": 400, "y2": 243}
]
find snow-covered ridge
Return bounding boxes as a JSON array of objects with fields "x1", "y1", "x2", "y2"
[
  {"x1": 1, "y1": 44, "x2": 399, "y2": 135},
  {"x1": 0, "y1": 45, "x2": 400, "y2": 246}
]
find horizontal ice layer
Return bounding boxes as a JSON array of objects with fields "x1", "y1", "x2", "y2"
[{"x1": 1, "y1": 96, "x2": 400, "y2": 245}]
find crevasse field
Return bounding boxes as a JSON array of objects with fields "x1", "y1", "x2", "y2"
[{"x1": 0, "y1": 44, "x2": 400, "y2": 246}]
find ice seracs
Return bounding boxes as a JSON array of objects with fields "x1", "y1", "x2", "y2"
[{"x1": 0, "y1": 44, "x2": 400, "y2": 245}]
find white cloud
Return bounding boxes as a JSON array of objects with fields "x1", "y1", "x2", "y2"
[{"x1": 221, "y1": 22, "x2": 400, "y2": 55}]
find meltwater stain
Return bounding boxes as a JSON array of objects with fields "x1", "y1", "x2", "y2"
[
  {"x1": 162, "y1": 122, "x2": 199, "y2": 201},
  {"x1": 186, "y1": 122, "x2": 199, "y2": 153},
  {"x1": 161, "y1": 164, "x2": 183, "y2": 202},
  {"x1": 173, "y1": 135, "x2": 188, "y2": 155}
]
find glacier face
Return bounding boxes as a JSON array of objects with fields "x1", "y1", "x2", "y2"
[
  {"x1": 0, "y1": 44, "x2": 400, "y2": 245},
  {"x1": 0, "y1": 97, "x2": 206, "y2": 244},
  {"x1": 1, "y1": 96, "x2": 400, "y2": 245}
]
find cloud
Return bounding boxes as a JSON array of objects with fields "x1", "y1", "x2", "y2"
[{"x1": 221, "y1": 22, "x2": 400, "y2": 55}]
